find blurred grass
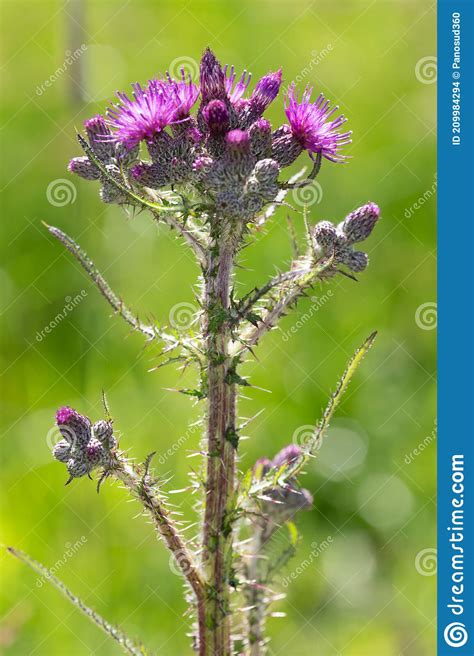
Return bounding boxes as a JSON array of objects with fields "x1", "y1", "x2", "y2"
[{"x1": 0, "y1": 1, "x2": 436, "y2": 654}]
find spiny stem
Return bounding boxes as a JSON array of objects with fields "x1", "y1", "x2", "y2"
[
  {"x1": 201, "y1": 234, "x2": 237, "y2": 656},
  {"x1": 111, "y1": 457, "x2": 205, "y2": 601}
]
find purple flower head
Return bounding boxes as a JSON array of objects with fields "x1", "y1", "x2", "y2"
[
  {"x1": 226, "y1": 129, "x2": 250, "y2": 152},
  {"x1": 285, "y1": 84, "x2": 352, "y2": 162},
  {"x1": 224, "y1": 65, "x2": 252, "y2": 105},
  {"x1": 199, "y1": 48, "x2": 226, "y2": 103},
  {"x1": 56, "y1": 406, "x2": 91, "y2": 445},
  {"x1": 106, "y1": 81, "x2": 179, "y2": 149},
  {"x1": 56, "y1": 406, "x2": 77, "y2": 425},
  {"x1": 156, "y1": 70, "x2": 199, "y2": 120},
  {"x1": 272, "y1": 444, "x2": 302, "y2": 469},
  {"x1": 250, "y1": 69, "x2": 282, "y2": 115},
  {"x1": 202, "y1": 99, "x2": 230, "y2": 133}
]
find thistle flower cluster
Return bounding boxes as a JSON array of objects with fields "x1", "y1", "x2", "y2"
[
  {"x1": 311, "y1": 202, "x2": 380, "y2": 273},
  {"x1": 32, "y1": 47, "x2": 382, "y2": 656},
  {"x1": 53, "y1": 407, "x2": 116, "y2": 482},
  {"x1": 68, "y1": 48, "x2": 352, "y2": 223}
]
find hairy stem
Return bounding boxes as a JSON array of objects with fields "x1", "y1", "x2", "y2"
[{"x1": 201, "y1": 233, "x2": 237, "y2": 656}]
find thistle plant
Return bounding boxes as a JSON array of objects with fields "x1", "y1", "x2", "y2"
[{"x1": 9, "y1": 48, "x2": 380, "y2": 656}]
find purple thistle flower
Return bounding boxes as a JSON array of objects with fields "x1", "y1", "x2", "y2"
[
  {"x1": 106, "y1": 82, "x2": 180, "y2": 149},
  {"x1": 285, "y1": 84, "x2": 352, "y2": 162},
  {"x1": 250, "y1": 69, "x2": 282, "y2": 116},
  {"x1": 154, "y1": 70, "x2": 199, "y2": 120},
  {"x1": 224, "y1": 65, "x2": 252, "y2": 106}
]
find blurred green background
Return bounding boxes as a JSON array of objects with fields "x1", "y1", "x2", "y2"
[{"x1": 0, "y1": 1, "x2": 436, "y2": 654}]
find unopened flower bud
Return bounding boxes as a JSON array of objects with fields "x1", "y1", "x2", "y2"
[
  {"x1": 53, "y1": 439, "x2": 72, "y2": 463},
  {"x1": 84, "y1": 115, "x2": 114, "y2": 160},
  {"x1": 68, "y1": 157, "x2": 99, "y2": 180},
  {"x1": 341, "y1": 202, "x2": 380, "y2": 244},
  {"x1": 56, "y1": 407, "x2": 91, "y2": 446},
  {"x1": 93, "y1": 420, "x2": 114, "y2": 447},
  {"x1": 312, "y1": 221, "x2": 338, "y2": 250},
  {"x1": 273, "y1": 444, "x2": 301, "y2": 469},
  {"x1": 250, "y1": 70, "x2": 282, "y2": 116},
  {"x1": 202, "y1": 100, "x2": 229, "y2": 134},
  {"x1": 86, "y1": 438, "x2": 105, "y2": 465},
  {"x1": 345, "y1": 250, "x2": 369, "y2": 272},
  {"x1": 67, "y1": 457, "x2": 89, "y2": 479},
  {"x1": 249, "y1": 118, "x2": 272, "y2": 159}
]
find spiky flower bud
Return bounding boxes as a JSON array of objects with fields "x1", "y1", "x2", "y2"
[
  {"x1": 345, "y1": 250, "x2": 369, "y2": 272},
  {"x1": 341, "y1": 202, "x2": 380, "y2": 244},
  {"x1": 56, "y1": 407, "x2": 91, "y2": 446},
  {"x1": 86, "y1": 438, "x2": 105, "y2": 465},
  {"x1": 53, "y1": 439, "x2": 72, "y2": 464},
  {"x1": 311, "y1": 221, "x2": 339, "y2": 250},
  {"x1": 68, "y1": 157, "x2": 100, "y2": 181},
  {"x1": 200, "y1": 48, "x2": 226, "y2": 104},
  {"x1": 249, "y1": 70, "x2": 282, "y2": 116},
  {"x1": 67, "y1": 457, "x2": 89, "y2": 479},
  {"x1": 202, "y1": 100, "x2": 229, "y2": 134},
  {"x1": 84, "y1": 115, "x2": 114, "y2": 161},
  {"x1": 249, "y1": 118, "x2": 272, "y2": 159},
  {"x1": 271, "y1": 124, "x2": 303, "y2": 167},
  {"x1": 93, "y1": 420, "x2": 115, "y2": 447},
  {"x1": 272, "y1": 444, "x2": 301, "y2": 469}
]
